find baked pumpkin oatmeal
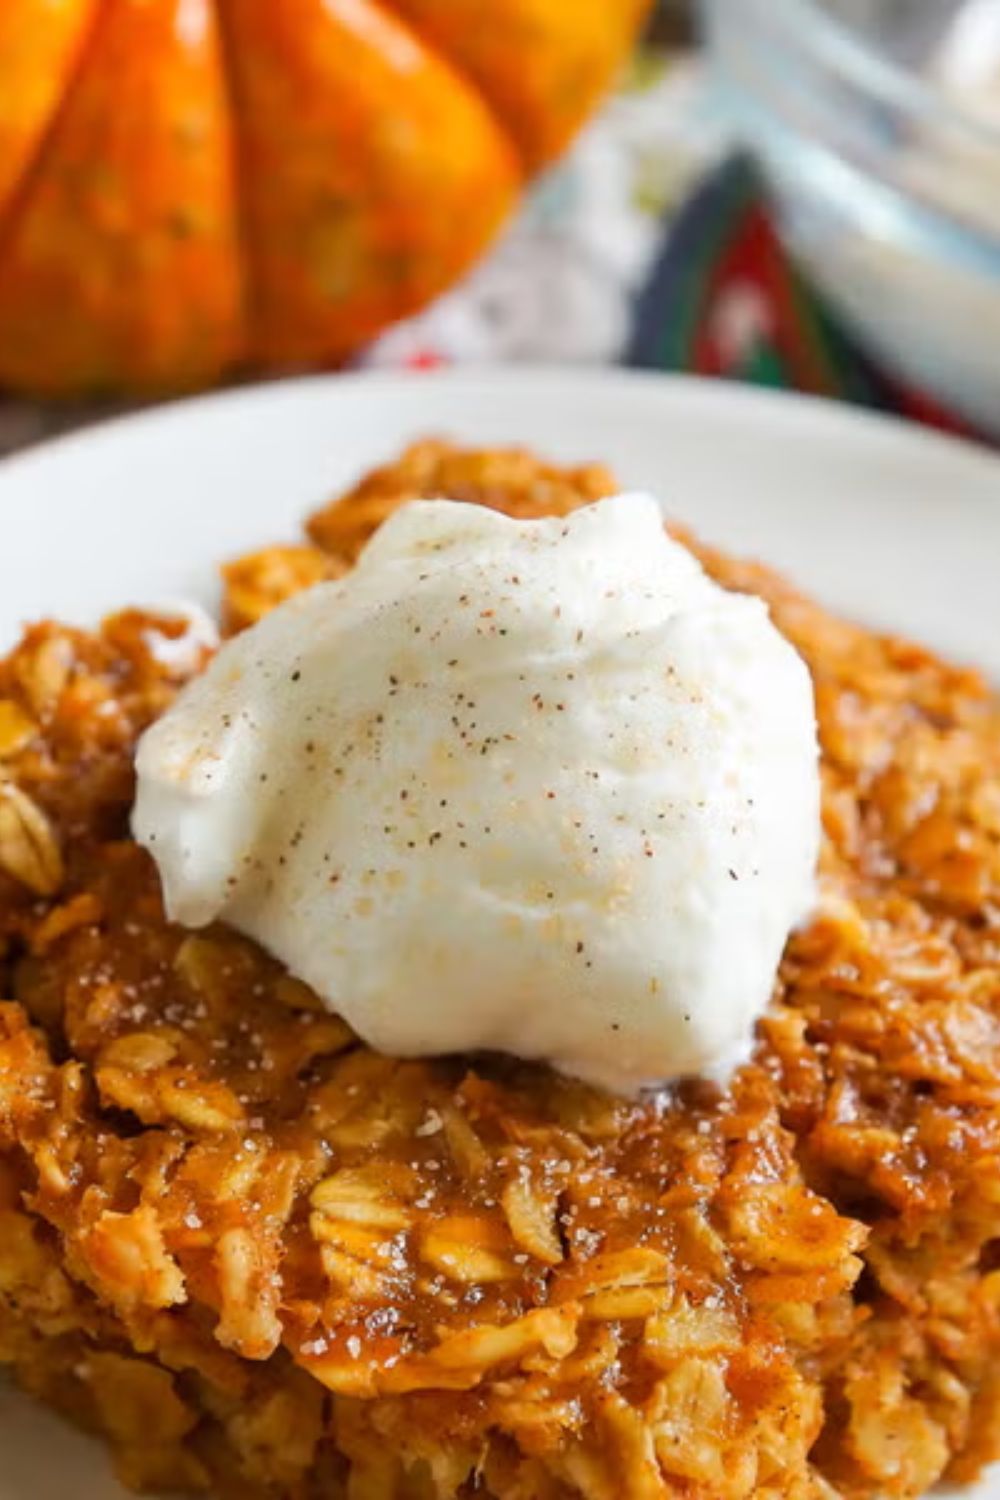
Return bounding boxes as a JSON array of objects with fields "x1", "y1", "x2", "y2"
[{"x1": 1, "y1": 440, "x2": 999, "y2": 1499}]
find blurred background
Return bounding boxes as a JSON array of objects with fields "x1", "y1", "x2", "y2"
[{"x1": 1, "y1": 0, "x2": 997, "y2": 453}]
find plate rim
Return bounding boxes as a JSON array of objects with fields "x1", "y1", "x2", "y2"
[{"x1": 2, "y1": 365, "x2": 999, "y2": 487}]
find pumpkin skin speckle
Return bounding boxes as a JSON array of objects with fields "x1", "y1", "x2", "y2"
[
  {"x1": 0, "y1": 0, "x2": 245, "y2": 395},
  {"x1": 217, "y1": 0, "x2": 519, "y2": 370},
  {"x1": 0, "y1": 0, "x2": 100, "y2": 221},
  {"x1": 387, "y1": 0, "x2": 655, "y2": 169},
  {"x1": 0, "y1": 0, "x2": 651, "y2": 397}
]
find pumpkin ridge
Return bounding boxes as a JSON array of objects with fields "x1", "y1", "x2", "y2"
[
  {"x1": 0, "y1": 0, "x2": 109, "y2": 265},
  {"x1": 212, "y1": 0, "x2": 521, "y2": 369},
  {"x1": 0, "y1": 0, "x2": 246, "y2": 395},
  {"x1": 207, "y1": 0, "x2": 260, "y2": 376},
  {"x1": 379, "y1": 0, "x2": 656, "y2": 170}
]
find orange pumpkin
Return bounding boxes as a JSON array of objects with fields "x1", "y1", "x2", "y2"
[{"x1": 0, "y1": 0, "x2": 651, "y2": 396}]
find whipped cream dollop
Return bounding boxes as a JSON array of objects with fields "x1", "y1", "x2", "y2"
[{"x1": 133, "y1": 495, "x2": 820, "y2": 1094}]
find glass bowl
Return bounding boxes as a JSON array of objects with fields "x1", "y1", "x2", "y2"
[{"x1": 699, "y1": 0, "x2": 1000, "y2": 434}]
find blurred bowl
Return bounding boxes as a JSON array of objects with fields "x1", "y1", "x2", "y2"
[{"x1": 699, "y1": 0, "x2": 1000, "y2": 433}]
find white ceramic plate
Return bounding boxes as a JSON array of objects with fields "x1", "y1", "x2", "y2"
[{"x1": 0, "y1": 368, "x2": 998, "y2": 1500}]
